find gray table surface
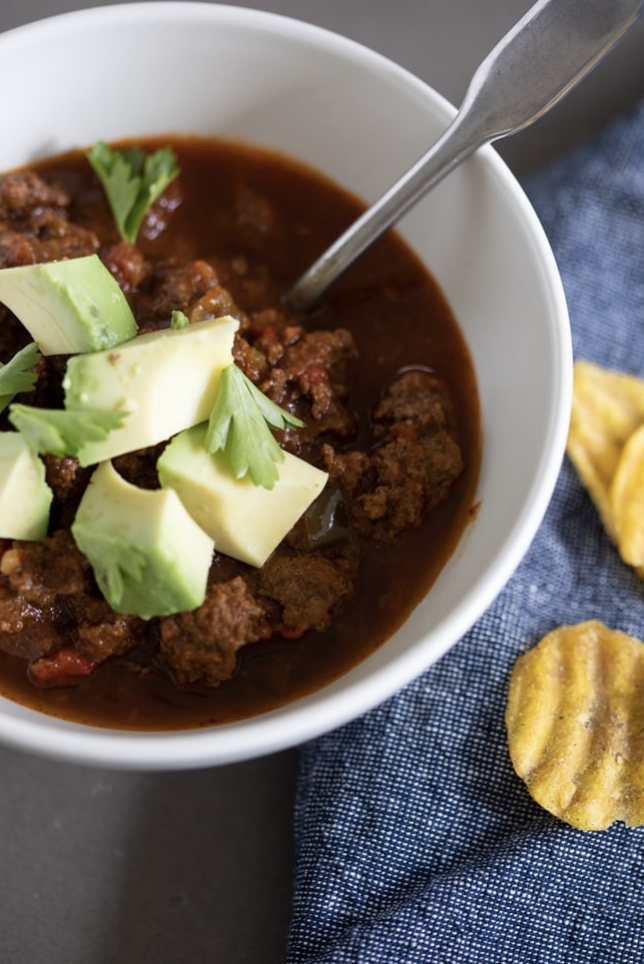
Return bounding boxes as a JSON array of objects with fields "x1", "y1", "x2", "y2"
[{"x1": 0, "y1": 2, "x2": 642, "y2": 961}]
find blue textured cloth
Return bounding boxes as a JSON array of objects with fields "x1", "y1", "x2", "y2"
[{"x1": 287, "y1": 97, "x2": 644, "y2": 963}]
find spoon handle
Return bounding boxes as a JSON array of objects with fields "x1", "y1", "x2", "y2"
[{"x1": 288, "y1": 0, "x2": 644, "y2": 311}]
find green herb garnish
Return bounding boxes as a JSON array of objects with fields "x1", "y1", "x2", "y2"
[
  {"x1": 78, "y1": 530, "x2": 149, "y2": 610},
  {"x1": 170, "y1": 310, "x2": 190, "y2": 330},
  {"x1": 0, "y1": 342, "x2": 41, "y2": 413},
  {"x1": 8, "y1": 404, "x2": 128, "y2": 458},
  {"x1": 205, "y1": 364, "x2": 304, "y2": 489},
  {"x1": 87, "y1": 141, "x2": 180, "y2": 245}
]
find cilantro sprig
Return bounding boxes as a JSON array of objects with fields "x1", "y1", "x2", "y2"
[
  {"x1": 0, "y1": 342, "x2": 41, "y2": 413},
  {"x1": 205, "y1": 364, "x2": 304, "y2": 489},
  {"x1": 87, "y1": 141, "x2": 180, "y2": 245},
  {"x1": 170, "y1": 310, "x2": 189, "y2": 330},
  {"x1": 71, "y1": 522, "x2": 149, "y2": 611},
  {"x1": 8, "y1": 404, "x2": 128, "y2": 459}
]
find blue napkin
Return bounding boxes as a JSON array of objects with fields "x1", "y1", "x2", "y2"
[{"x1": 287, "y1": 97, "x2": 644, "y2": 964}]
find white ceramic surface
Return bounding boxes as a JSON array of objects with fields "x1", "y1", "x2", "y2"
[{"x1": 0, "y1": 2, "x2": 571, "y2": 769}]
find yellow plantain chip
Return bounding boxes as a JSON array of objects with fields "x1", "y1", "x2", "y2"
[
  {"x1": 506, "y1": 620, "x2": 644, "y2": 831},
  {"x1": 567, "y1": 360, "x2": 644, "y2": 540},
  {"x1": 610, "y1": 424, "x2": 644, "y2": 567}
]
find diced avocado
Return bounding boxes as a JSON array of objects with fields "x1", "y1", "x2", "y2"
[
  {"x1": 0, "y1": 432, "x2": 52, "y2": 540},
  {"x1": 63, "y1": 315, "x2": 238, "y2": 466},
  {"x1": 0, "y1": 254, "x2": 137, "y2": 355},
  {"x1": 157, "y1": 423, "x2": 328, "y2": 568},
  {"x1": 71, "y1": 460, "x2": 215, "y2": 620}
]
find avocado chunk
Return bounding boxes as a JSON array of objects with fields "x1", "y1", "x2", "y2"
[
  {"x1": 63, "y1": 315, "x2": 238, "y2": 466},
  {"x1": 71, "y1": 460, "x2": 215, "y2": 620},
  {"x1": 0, "y1": 432, "x2": 52, "y2": 540},
  {"x1": 0, "y1": 254, "x2": 137, "y2": 355},
  {"x1": 157, "y1": 423, "x2": 328, "y2": 567}
]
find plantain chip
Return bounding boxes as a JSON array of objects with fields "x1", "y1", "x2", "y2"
[
  {"x1": 567, "y1": 360, "x2": 644, "y2": 540},
  {"x1": 506, "y1": 620, "x2": 644, "y2": 831},
  {"x1": 611, "y1": 424, "x2": 644, "y2": 567}
]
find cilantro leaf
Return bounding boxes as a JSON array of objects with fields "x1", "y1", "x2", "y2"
[
  {"x1": 170, "y1": 310, "x2": 189, "y2": 330},
  {"x1": 8, "y1": 404, "x2": 128, "y2": 458},
  {"x1": 0, "y1": 342, "x2": 41, "y2": 413},
  {"x1": 204, "y1": 364, "x2": 304, "y2": 489},
  {"x1": 87, "y1": 141, "x2": 180, "y2": 244},
  {"x1": 72, "y1": 524, "x2": 148, "y2": 608}
]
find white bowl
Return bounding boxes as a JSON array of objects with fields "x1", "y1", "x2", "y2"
[{"x1": 0, "y1": 2, "x2": 571, "y2": 769}]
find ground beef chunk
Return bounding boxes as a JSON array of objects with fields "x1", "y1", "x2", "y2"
[
  {"x1": 0, "y1": 588, "x2": 60, "y2": 660},
  {"x1": 353, "y1": 432, "x2": 463, "y2": 537},
  {"x1": 42, "y1": 455, "x2": 90, "y2": 505},
  {"x1": 256, "y1": 327, "x2": 358, "y2": 445},
  {"x1": 0, "y1": 171, "x2": 99, "y2": 267},
  {"x1": 258, "y1": 551, "x2": 355, "y2": 637},
  {"x1": 0, "y1": 171, "x2": 69, "y2": 220},
  {"x1": 322, "y1": 369, "x2": 464, "y2": 540},
  {"x1": 244, "y1": 313, "x2": 300, "y2": 365},
  {"x1": 73, "y1": 599, "x2": 144, "y2": 664},
  {"x1": 321, "y1": 448, "x2": 370, "y2": 495},
  {"x1": 132, "y1": 258, "x2": 220, "y2": 324},
  {"x1": 0, "y1": 532, "x2": 145, "y2": 671},
  {"x1": 188, "y1": 284, "x2": 244, "y2": 325},
  {"x1": 0, "y1": 532, "x2": 94, "y2": 661},
  {"x1": 159, "y1": 575, "x2": 272, "y2": 686},
  {"x1": 0, "y1": 530, "x2": 93, "y2": 606},
  {"x1": 248, "y1": 308, "x2": 293, "y2": 341},
  {"x1": 103, "y1": 241, "x2": 148, "y2": 292},
  {"x1": 233, "y1": 333, "x2": 271, "y2": 383},
  {"x1": 42, "y1": 455, "x2": 93, "y2": 530},
  {"x1": 0, "y1": 216, "x2": 99, "y2": 267},
  {"x1": 160, "y1": 550, "x2": 357, "y2": 685},
  {"x1": 372, "y1": 368, "x2": 457, "y2": 433}
]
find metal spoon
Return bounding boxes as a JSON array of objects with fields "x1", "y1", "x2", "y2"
[{"x1": 287, "y1": 0, "x2": 644, "y2": 312}]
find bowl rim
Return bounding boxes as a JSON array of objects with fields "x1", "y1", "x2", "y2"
[{"x1": 0, "y1": 2, "x2": 572, "y2": 770}]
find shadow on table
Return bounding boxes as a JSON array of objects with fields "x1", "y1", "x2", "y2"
[{"x1": 0, "y1": 746, "x2": 298, "y2": 964}]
